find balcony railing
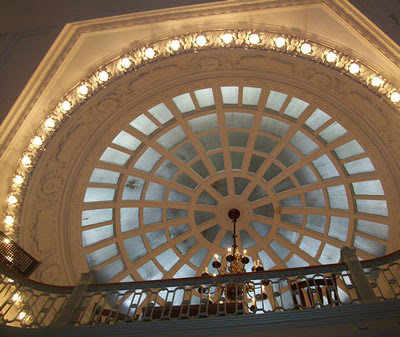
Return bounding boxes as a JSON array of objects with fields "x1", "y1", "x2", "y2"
[{"x1": 0, "y1": 247, "x2": 399, "y2": 333}]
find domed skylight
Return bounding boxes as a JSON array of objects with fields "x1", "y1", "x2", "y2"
[{"x1": 81, "y1": 85, "x2": 388, "y2": 283}]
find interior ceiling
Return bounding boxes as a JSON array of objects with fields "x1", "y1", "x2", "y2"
[{"x1": 2, "y1": 1, "x2": 400, "y2": 286}]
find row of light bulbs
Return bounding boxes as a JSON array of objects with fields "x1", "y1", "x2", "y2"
[{"x1": 3, "y1": 29, "x2": 400, "y2": 233}]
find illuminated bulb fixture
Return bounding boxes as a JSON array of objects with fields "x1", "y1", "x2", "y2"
[
  {"x1": 391, "y1": 91, "x2": 400, "y2": 103},
  {"x1": 170, "y1": 39, "x2": 180, "y2": 51},
  {"x1": 249, "y1": 33, "x2": 260, "y2": 44},
  {"x1": 326, "y1": 51, "x2": 337, "y2": 63},
  {"x1": 274, "y1": 37, "x2": 286, "y2": 48},
  {"x1": 349, "y1": 63, "x2": 360, "y2": 74},
  {"x1": 12, "y1": 293, "x2": 21, "y2": 302},
  {"x1": 300, "y1": 43, "x2": 312, "y2": 54},
  {"x1": 196, "y1": 35, "x2": 207, "y2": 47},
  {"x1": 371, "y1": 76, "x2": 383, "y2": 87},
  {"x1": 7, "y1": 196, "x2": 17, "y2": 205},
  {"x1": 4, "y1": 216, "x2": 14, "y2": 225},
  {"x1": 4, "y1": 238, "x2": 10, "y2": 244},
  {"x1": 144, "y1": 48, "x2": 155, "y2": 59},
  {"x1": 222, "y1": 33, "x2": 233, "y2": 44},
  {"x1": 14, "y1": 175, "x2": 24, "y2": 185},
  {"x1": 32, "y1": 136, "x2": 43, "y2": 146},
  {"x1": 120, "y1": 57, "x2": 132, "y2": 69},
  {"x1": 44, "y1": 118, "x2": 55, "y2": 129},
  {"x1": 98, "y1": 70, "x2": 109, "y2": 82},
  {"x1": 78, "y1": 84, "x2": 89, "y2": 96},
  {"x1": 21, "y1": 155, "x2": 31, "y2": 166},
  {"x1": 18, "y1": 312, "x2": 26, "y2": 320},
  {"x1": 61, "y1": 100, "x2": 71, "y2": 112}
]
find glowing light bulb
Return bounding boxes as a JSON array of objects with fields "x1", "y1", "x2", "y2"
[
  {"x1": 371, "y1": 76, "x2": 383, "y2": 87},
  {"x1": 227, "y1": 248, "x2": 232, "y2": 253},
  {"x1": 4, "y1": 238, "x2": 10, "y2": 244},
  {"x1": 196, "y1": 35, "x2": 207, "y2": 47},
  {"x1": 120, "y1": 57, "x2": 131, "y2": 69},
  {"x1": 222, "y1": 33, "x2": 233, "y2": 44},
  {"x1": 170, "y1": 39, "x2": 180, "y2": 51},
  {"x1": 326, "y1": 51, "x2": 337, "y2": 63},
  {"x1": 12, "y1": 293, "x2": 21, "y2": 302},
  {"x1": 61, "y1": 100, "x2": 71, "y2": 112},
  {"x1": 98, "y1": 71, "x2": 109, "y2": 82},
  {"x1": 243, "y1": 249, "x2": 247, "y2": 255},
  {"x1": 14, "y1": 175, "x2": 24, "y2": 185},
  {"x1": 32, "y1": 136, "x2": 43, "y2": 146},
  {"x1": 249, "y1": 33, "x2": 260, "y2": 44},
  {"x1": 300, "y1": 43, "x2": 312, "y2": 54},
  {"x1": 21, "y1": 155, "x2": 31, "y2": 166},
  {"x1": 214, "y1": 254, "x2": 219, "y2": 259},
  {"x1": 144, "y1": 48, "x2": 155, "y2": 59},
  {"x1": 4, "y1": 216, "x2": 14, "y2": 225},
  {"x1": 391, "y1": 92, "x2": 400, "y2": 103},
  {"x1": 18, "y1": 312, "x2": 26, "y2": 320},
  {"x1": 44, "y1": 118, "x2": 55, "y2": 129},
  {"x1": 349, "y1": 63, "x2": 360, "y2": 74},
  {"x1": 7, "y1": 196, "x2": 17, "y2": 205},
  {"x1": 213, "y1": 273, "x2": 216, "y2": 277},
  {"x1": 274, "y1": 37, "x2": 286, "y2": 48},
  {"x1": 78, "y1": 84, "x2": 88, "y2": 96}
]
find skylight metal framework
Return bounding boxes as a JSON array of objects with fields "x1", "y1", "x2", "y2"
[{"x1": 80, "y1": 85, "x2": 389, "y2": 283}]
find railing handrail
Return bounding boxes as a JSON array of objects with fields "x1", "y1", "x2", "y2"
[{"x1": 1, "y1": 248, "x2": 400, "y2": 293}]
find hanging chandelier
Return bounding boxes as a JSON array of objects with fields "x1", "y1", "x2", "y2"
[{"x1": 200, "y1": 208, "x2": 266, "y2": 308}]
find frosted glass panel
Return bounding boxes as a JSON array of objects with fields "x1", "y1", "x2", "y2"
[
  {"x1": 328, "y1": 216, "x2": 348, "y2": 242},
  {"x1": 319, "y1": 122, "x2": 348, "y2": 143},
  {"x1": 84, "y1": 188, "x2": 115, "y2": 202},
  {"x1": 157, "y1": 126, "x2": 186, "y2": 150},
  {"x1": 270, "y1": 240, "x2": 290, "y2": 260},
  {"x1": 172, "y1": 93, "x2": 195, "y2": 113},
  {"x1": 174, "y1": 264, "x2": 196, "y2": 278},
  {"x1": 259, "y1": 117, "x2": 290, "y2": 137},
  {"x1": 334, "y1": 140, "x2": 364, "y2": 159},
  {"x1": 124, "y1": 236, "x2": 147, "y2": 263},
  {"x1": 243, "y1": 87, "x2": 261, "y2": 105},
  {"x1": 312, "y1": 155, "x2": 339, "y2": 179},
  {"x1": 305, "y1": 109, "x2": 331, "y2": 130},
  {"x1": 356, "y1": 200, "x2": 388, "y2": 216},
  {"x1": 318, "y1": 244, "x2": 340, "y2": 264},
  {"x1": 133, "y1": 148, "x2": 162, "y2": 172},
  {"x1": 225, "y1": 112, "x2": 254, "y2": 129},
  {"x1": 257, "y1": 250, "x2": 276, "y2": 270},
  {"x1": 130, "y1": 114, "x2": 158, "y2": 135},
  {"x1": 137, "y1": 261, "x2": 163, "y2": 280},
  {"x1": 82, "y1": 208, "x2": 112, "y2": 226},
  {"x1": 283, "y1": 97, "x2": 309, "y2": 119},
  {"x1": 100, "y1": 147, "x2": 130, "y2": 166},
  {"x1": 286, "y1": 254, "x2": 309, "y2": 268},
  {"x1": 327, "y1": 185, "x2": 348, "y2": 210},
  {"x1": 148, "y1": 103, "x2": 173, "y2": 124},
  {"x1": 356, "y1": 219, "x2": 388, "y2": 241},
  {"x1": 354, "y1": 236, "x2": 386, "y2": 257},
  {"x1": 344, "y1": 158, "x2": 375, "y2": 175},
  {"x1": 266, "y1": 90, "x2": 288, "y2": 112},
  {"x1": 82, "y1": 225, "x2": 114, "y2": 247},
  {"x1": 90, "y1": 168, "x2": 120, "y2": 184},
  {"x1": 352, "y1": 180, "x2": 384, "y2": 195},
  {"x1": 188, "y1": 114, "x2": 218, "y2": 134},
  {"x1": 156, "y1": 249, "x2": 179, "y2": 271},
  {"x1": 290, "y1": 131, "x2": 318, "y2": 155},
  {"x1": 300, "y1": 236, "x2": 321, "y2": 257},
  {"x1": 221, "y1": 86, "x2": 239, "y2": 104},
  {"x1": 194, "y1": 88, "x2": 215, "y2": 108},
  {"x1": 112, "y1": 131, "x2": 141, "y2": 151}
]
